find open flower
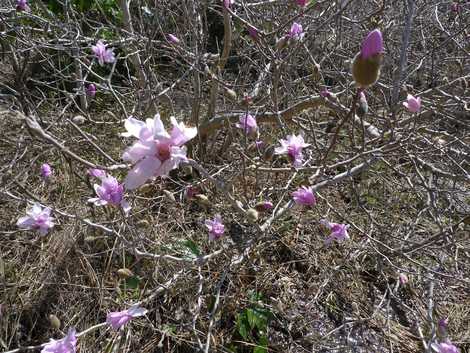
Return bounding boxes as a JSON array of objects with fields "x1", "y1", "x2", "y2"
[
  {"x1": 205, "y1": 214, "x2": 225, "y2": 240},
  {"x1": 431, "y1": 341, "x2": 459, "y2": 353},
  {"x1": 398, "y1": 273, "x2": 408, "y2": 285},
  {"x1": 122, "y1": 114, "x2": 197, "y2": 190},
  {"x1": 91, "y1": 40, "x2": 115, "y2": 66},
  {"x1": 106, "y1": 304, "x2": 148, "y2": 330},
  {"x1": 403, "y1": 94, "x2": 421, "y2": 113},
  {"x1": 17, "y1": 203, "x2": 54, "y2": 236},
  {"x1": 41, "y1": 327, "x2": 77, "y2": 353},
  {"x1": 41, "y1": 163, "x2": 53, "y2": 179},
  {"x1": 88, "y1": 174, "x2": 130, "y2": 214},
  {"x1": 320, "y1": 219, "x2": 350, "y2": 244},
  {"x1": 288, "y1": 22, "x2": 304, "y2": 41},
  {"x1": 275, "y1": 134, "x2": 310, "y2": 167},
  {"x1": 16, "y1": 0, "x2": 29, "y2": 12},
  {"x1": 292, "y1": 186, "x2": 316, "y2": 207},
  {"x1": 236, "y1": 113, "x2": 258, "y2": 136}
]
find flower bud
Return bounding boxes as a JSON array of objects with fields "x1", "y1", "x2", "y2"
[
  {"x1": 72, "y1": 115, "x2": 86, "y2": 124},
  {"x1": 163, "y1": 190, "x2": 176, "y2": 203},
  {"x1": 356, "y1": 91, "x2": 369, "y2": 117},
  {"x1": 48, "y1": 314, "x2": 61, "y2": 330},
  {"x1": 246, "y1": 208, "x2": 259, "y2": 223},
  {"x1": 117, "y1": 268, "x2": 134, "y2": 279},
  {"x1": 254, "y1": 201, "x2": 273, "y2": 212},
  {"x1": 195, "y1": 194, "x2": 211, "y2": 207},
  {"x1": 224, "y1": 88, "x2": 237, "y2": 100},
  {"x1": 136, "y1": 219, "x2": 150, "y2": 228},
  {"x1": 351, "y1": 52, "x2": 382, "y2": 88},
  {"x1": 276, "y1": 36, "x2": 287, "y2": 51}
]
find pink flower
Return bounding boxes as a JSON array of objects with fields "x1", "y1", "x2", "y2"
[
  {"x1": 88, "y1": 168, "x2": 106, "y2": 178},
  {"x1": 223, "y1": 0, "x2": 235, "y2": 9},
  {"x1": 398, "y1": 273, "x2": 408, "y2": 285},
  {"x1": 431, "y1": 341, "x2": 459, "y2": 353},
  {"x1": 236, "y1": 113, "x2": 258, "y2": 135},
  {"x1": 16, "y1": 0, "x2": 29, "y2": 12},
  {"x1": 91, "y1": 40, "x2": 115, "y2": 66},
  {"x1": 122, "y1": 113, "x2": 197, "y2": 190},
  {"x1": 248, "y1": 26, "x2": 258, "y2": 40},
  {"x1": 292, "y1": 186, "x2": 316, "y2": 207},
  {"x1": 17, "y1": 203, "x2": 54, "y2": 236},
  {"x1": 88, "y1": 174, "x2": 131, "y2": 214},
  {"x1": 41, "y1": 327, "x2": 76, "y2": 353},
  {"x1": 41, "y1": 163, "x2": 52, "y2": 179},
  {"x1": 361, "y1": 29, "x2": 383, "y2": 60},
  {"x1": 403, "y1": 94, "x2": 421, "y2": 113},
  {"x1": 320, "y1": 219, "x2": 350, "y2": 244},
  {"x1": 275, "y1": 134, "x2": 310, "y2": 167},
  {"x1": 296, "y1": 0, "x2": 307, "y2": 7},
  {"x1": 86, "y1": 84, "x2": 96, "y2": 97},
  {"x1": 320, "y1": 89, "x2": 332, "y2": 98},
  {"x1": 106, "y1": 304, "x2": 148, "y2": 330},
  {"x1": 288, "y1": 22, "x2": 304, "y2": 41},
  {"x1": 167, "y1": 34, "x2": 180, "y2": 44},
  {"x1": 438, "y1": 318, "x2": 449, "y2": 336},
  {"x1": 451, "y1": 2, "x2": 461, "y2": 12},
  {"x1": 205, "y1": 214, "x2": 225, "y2": 240}
]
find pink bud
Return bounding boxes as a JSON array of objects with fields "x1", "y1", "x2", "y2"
[
  {"x1": 40, "y1": 163, "x2": 52, "y2": 179},
  {"x1": 361, "y1": 29, "x2": 383, "y2": 60},
  {"x1": 86, "y1": 83, "x2": 96, "y2": 98},
  {"x1": 167, "y1": 34, "x2": 180, "y2": 44},
  {"x1": 296, "y1": 0, "x2": 308, "y2": 6},
  {"x1": 399, "y1": 273, "x2": 408, "y2": 285},
  {"x1": 248, "y1": 26, "x2": 258, "y2": 40}
]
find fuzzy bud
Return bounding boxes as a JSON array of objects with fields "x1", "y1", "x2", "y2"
[
  {"x1": 254, "y1": 201, "x2": 274, "y2": 212},
  {"x1": 136, "y1": 219, "x2": 150, "y2": 228},
  {"x1": 276, "y1": 36, "x2": 288, "y2": 51},
  {"x1": 246, "y1": 208, "x2": 259, "y2": 223},
  {"x1": 163, "y1": 190, "x2": 176, "y2": 203},
  {"x1": 48, "y1": 314, "x2": 61, "y2": 330},
  {"x1": 72, "y1": 115, "x2": 86, "y2": 124},
  {"x1": 224, "y1": 88, "x2": 237, "y2": 100},
  {"x1": 351, "y1": 52, "x2": 382, "y2": 88},
  {"x1": 117, "y1": 268, "x2": 134, "y2": 279},
  {"x1": 195, "y1": 194, "x2": 211, "y2": 207},
  {"x1": 357, "y1": 91, "x2": 369, "y2": 117}
]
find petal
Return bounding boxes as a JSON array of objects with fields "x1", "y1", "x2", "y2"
[
  {"x1": 120, "y1": 200, "x2": 131, "y2": 216},
  {"x1": 17, "y1": 216, "x2": 35, "y2": 229},
  {"x1": 152, "y1": 113, "x2": 170, "y2": 139},
  {"x1": 124, "y1": 156, "x2": 161, "y2": 190},
  {"x1": 122, "y1": 141, "x2": 154, "y2": 163},
  {"x1": 123, "y1": 117, "x2": 146, "y2": 138},
  {"x1": 127, "y1": 304, "x2": 148, "y2": 317}
]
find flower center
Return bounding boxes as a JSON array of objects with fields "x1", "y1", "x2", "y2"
[{"x1": 156, "y1": 143, "x2": 171, "y2": 162}]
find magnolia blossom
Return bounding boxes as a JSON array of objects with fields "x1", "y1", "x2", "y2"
[
  {"x1": 236, "y1": 113, "x2": 258, "y2": 135},
  {"x1": 91, "y1": 40, "x2": 115, "y2": 66},
  {"x1": 88, "y1": 174, "x2": 130, "y2": 214},
  {"x1": 205, "y1": 214, "x2": 225, "y2": 240},
  {"x1": 438, "y1": 318, "x2": 449, "y2": 336},
  {"x1": 431, "y1": 341, "x2": 459, "y2": 353},
  {"x1": 403, "y1": 94, "x2": 421, "y2": 113},
  {"x1": 86, "y1": 84, "x2": 96, "y2": 97},
  {"x1": 16, "y1": 0, "x2": 29, "y2": 12},
  {"x1": 361, "y1": 29, "x2": 383, "y2": 60},
  {"x1": 292, "y1": 186, "x2": 316, "y2": 207},
  {"x1": 320, "y1": 89, "x2": 332, "y2": 98},
  {"x1": 106, "y1": 304, "x2": 148, "y2": 330},
  {"x1": 288, "y1": 22, "x2": 304, "y2": 41},
  {"x1": 297, "y1": 0, "x2": 307, "y2": 7},
  {"x1": 275, "y1": 134, "x2": 310, "y2": 167},
  {"x1": 398, "y1": 273, "x2": 408, "y2": 285},
  {"x1": 41, "y1": 163, "x2": 52, "y2": 179},
  {"x1": 320, "y1": 219, "x2": 350, "y2": 244},
  {"x1": 167, "y1": 34, "x2": 180, "y2": 44},
  {"x1": 121, "y1": 114, "x2": 197, "y2": 190},
  {"x1": 88, "y1": 168, "x2": 106, "y2": 178},
  {"x1": 223, "y1": 0, "x2": 235, "y2": 9},
  {"x1": 248, "y1": 26, "x2": 258, "y2": 40},
  {"x1": 17, "y1": 203, "x2": 54, "y2": 236},
  {"x1": 41, "y1": 327, "x2": 76, "y2": 353}
]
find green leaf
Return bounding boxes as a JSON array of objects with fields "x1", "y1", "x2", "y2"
[
  {"x1": 125, "y1": 276, "x2": 140, "y2": 289},
  {"x1": 253, "y1": 335, "x2": 268, "y2": 353},
  {"x1": 237, "y1": 313, "x2": 249, "y2": 340},
  {"x1": 246, "y1": 308, "x2": 256, "y2": 329},
  {"x1": 182, "y1": 239, "x2": 200, "y2": 256}
]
